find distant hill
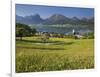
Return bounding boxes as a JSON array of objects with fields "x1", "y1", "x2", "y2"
[
  {"x1": 16, "y1": 14, "x2": 94, "y2": 25},
  {"x1": 43, "y1": 14, "x2": 71, "y2": 25},
  {"x1": 16, "y1": 14, "x2": 44, "y2": 24}
]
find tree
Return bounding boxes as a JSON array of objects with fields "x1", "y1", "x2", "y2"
[
  {"x1": 31, "y1": 28, "x2": 37, "y2": 35},
  {"x1": 83, "y1": 32, "x2": 94, "y2": 39},
  {"x1": 16, "y1": 27, "x2": 25, "y2": 40},
  {"x1": 16, "y1": 23, "x2": 36, "y2": 40}
]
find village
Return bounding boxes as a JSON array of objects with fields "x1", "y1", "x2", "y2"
[{"x1": 35, "y1": 29, "x2": 88, "y2": 41}]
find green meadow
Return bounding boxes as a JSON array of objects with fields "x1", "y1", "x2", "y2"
[{"x1": 16, "y1": 36, "x2": 94, "y2": 73}]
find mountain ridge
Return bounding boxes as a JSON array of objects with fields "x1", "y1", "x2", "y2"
[{"x1": 16, "y1": 14, "x2": 94, "y2": 25}]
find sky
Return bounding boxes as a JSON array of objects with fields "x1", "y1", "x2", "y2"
[{"x1": 16, "y1": 4, "x2": 94, "y2": 19}]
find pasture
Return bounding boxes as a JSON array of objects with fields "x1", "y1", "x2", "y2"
[{"x1": 16, "y1": 36, "x2": 94, "y2": 73}]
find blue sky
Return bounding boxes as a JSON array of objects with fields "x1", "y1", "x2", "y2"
[{"x1": 16, "y1": 4, "x2": 94, "y2": 19}]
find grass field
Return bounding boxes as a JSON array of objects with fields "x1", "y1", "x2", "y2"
[{"x1": 16, "y1": 36, "x2": 94, "y2": 73}]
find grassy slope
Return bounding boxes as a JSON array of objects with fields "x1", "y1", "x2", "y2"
[{"x1": 16, "y1": 36, "x2": 94, "y2": 73}]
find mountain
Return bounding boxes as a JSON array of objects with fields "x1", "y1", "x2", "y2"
[
  {"x1": 43, "y1": 14, "x2": 71, "y2": 25},
  {"x1": 16, "y1": 15, "x2": 24, "y2": 23},
  {"x1": 16, "y1": 14, "x2": 94, "y2": 25},
  {"x1": 16, "y1": 14, "x2": 44, "y2": 25}
]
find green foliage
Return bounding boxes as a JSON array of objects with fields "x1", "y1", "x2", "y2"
[
  {"x1": 88, "y1": 32, "x2": 94, "y2": 39},
  {"x1": 16, "y1": 23, "x2": 37, "y2": 40},
  {"x1": 16, "y1": 37, "x2": 94, "y2": 73},
  {"x1": 83, "y1": 32, "x2": 94, "y2": 39},
  {"x1": 31, "y1": 28, "x2": 37, "y2": 35}
]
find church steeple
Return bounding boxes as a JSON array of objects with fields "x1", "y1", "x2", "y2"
[{"x1": 72, "y1": 29, "x2": 75, "y2": 35}]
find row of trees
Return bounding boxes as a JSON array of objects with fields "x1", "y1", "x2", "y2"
[{"x1": 16, "y1": 23, "x2": 37, "y2": 40}]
